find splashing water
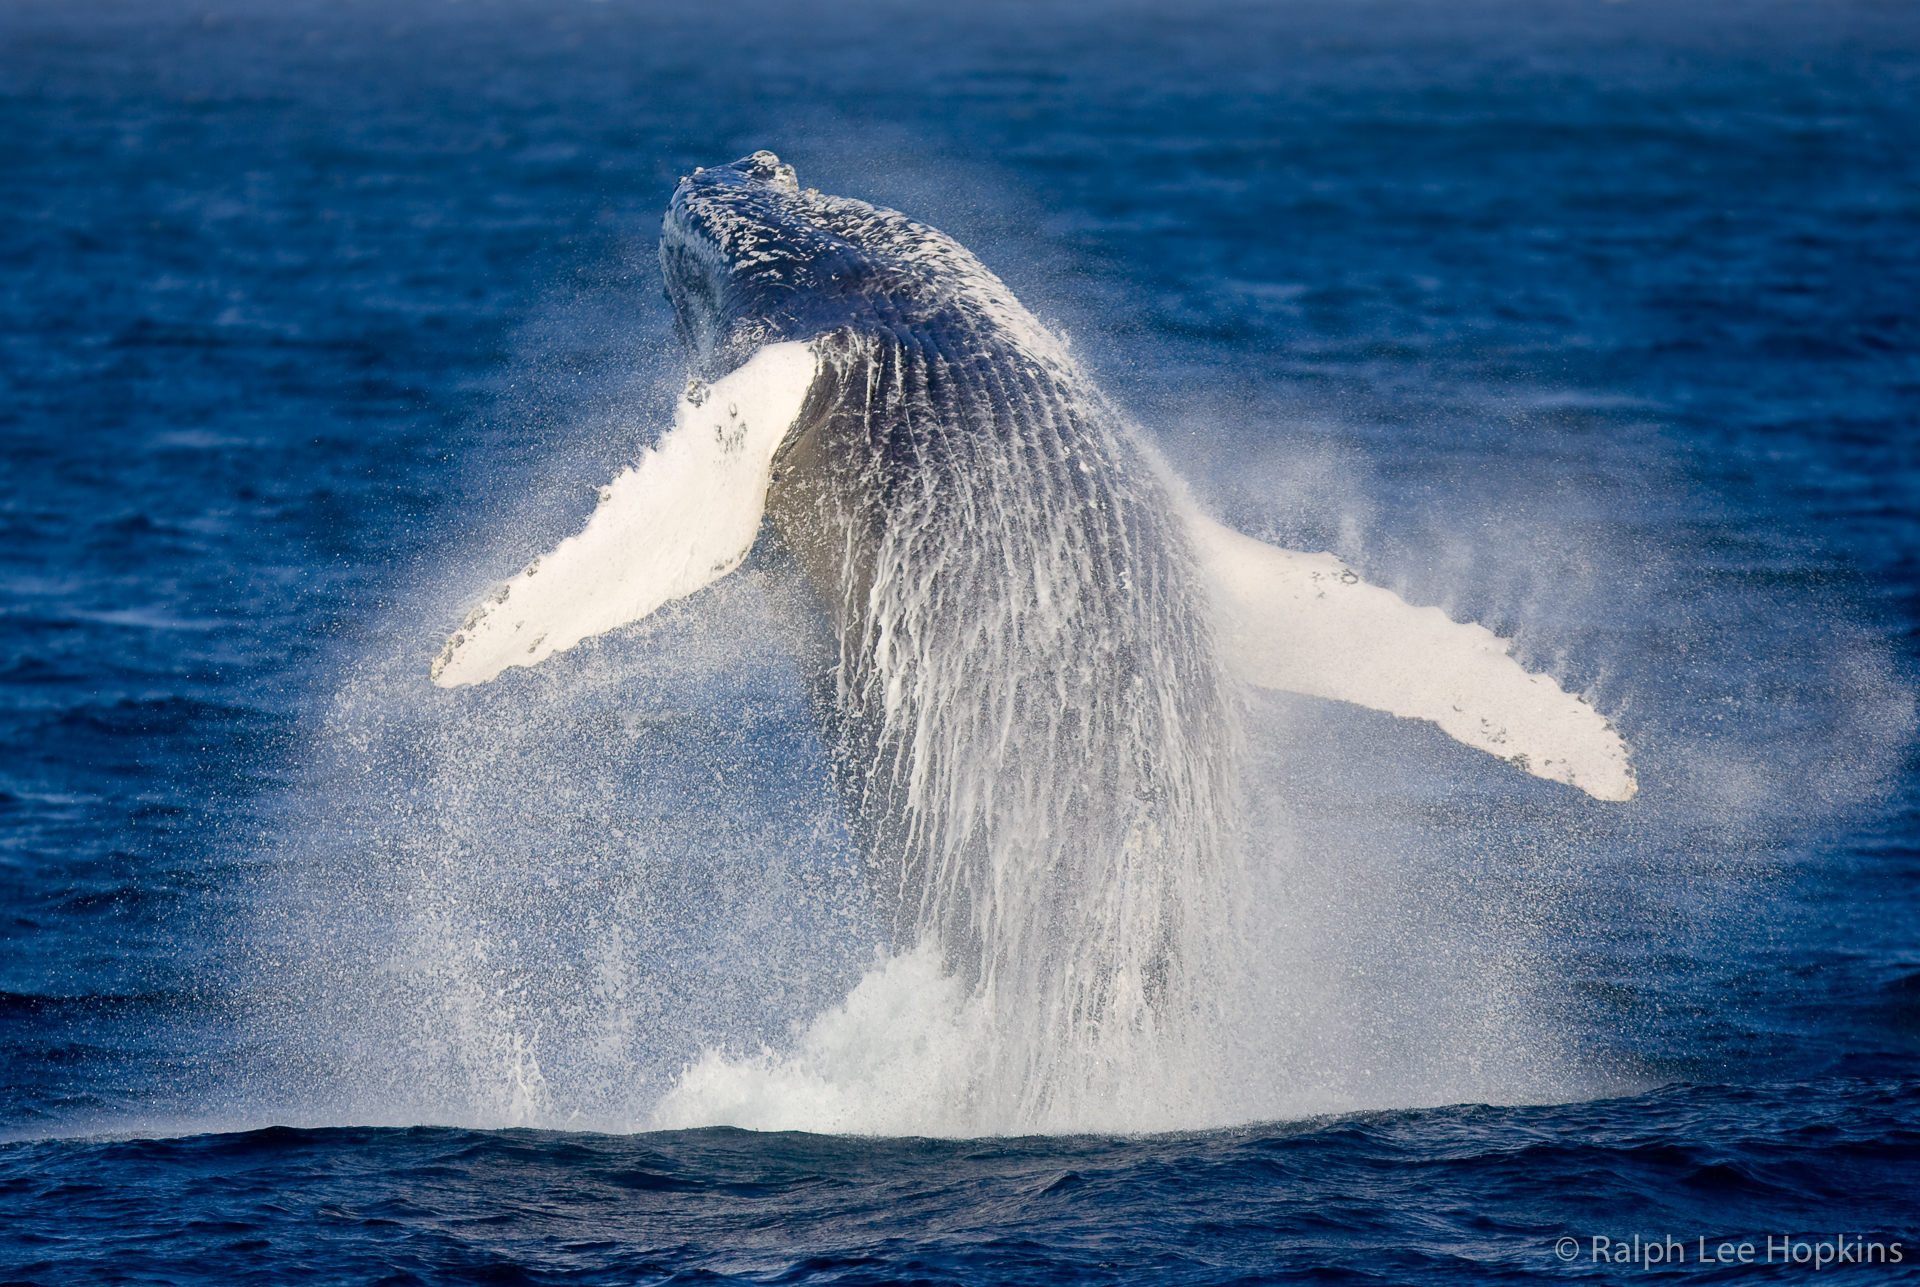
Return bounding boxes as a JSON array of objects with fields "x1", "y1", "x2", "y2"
[
  {"x1": 259, "y1": 342, "x2": 1646, "y2": 1139},
  {"x1": 246, "y1": 144, "x2": 1909, "y2": 1138}
]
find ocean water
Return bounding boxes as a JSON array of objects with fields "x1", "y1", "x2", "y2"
[{"x1": 3, "y1": 0, "x2": 1918, "y2": 1280}]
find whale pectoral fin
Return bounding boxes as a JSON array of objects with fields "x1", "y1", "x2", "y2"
[
  {"x1": 431, "y1": 341, "x2": 821, "y2": 687},
  {"x1": 1190, "y1": 512, "x2": 1636, "y2": 801}
]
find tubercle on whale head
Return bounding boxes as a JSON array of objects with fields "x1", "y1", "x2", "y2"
[{"x1": 739, "y1": 149, "x2": 799, "y2": 191}]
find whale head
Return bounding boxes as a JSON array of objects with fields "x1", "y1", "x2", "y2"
[
  {"x1": 661, "y1": 150, "x2": 1042, "y2": 380},
  {"x1": 661, "y1": 151, "x2": 867, "y2": 379}
]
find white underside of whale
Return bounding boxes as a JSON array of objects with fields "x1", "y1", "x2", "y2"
[
  {"x1": 1190, "y1": 517, "x2": 1634, "y2": 800},
  {"x1": 432, "y1": 339, "x2": 1635, "y2": 802},
  {"x1": 430, "y1": 342, "x2": 821, "y2": 688}
]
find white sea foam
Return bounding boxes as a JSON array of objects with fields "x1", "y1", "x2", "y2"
[{"x1": 650, "y1": 945, "x2": 987, "y2": 1137}]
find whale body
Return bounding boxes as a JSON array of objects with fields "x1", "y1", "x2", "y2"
[{"x1": 430, "y1": 152, "x2": 1634, "y2": 1093}]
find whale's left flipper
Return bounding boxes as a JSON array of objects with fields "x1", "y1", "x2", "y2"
[
  {"x1": 431, "y1": 342, "x2": 820, "y2": 688},
  {"x1": 1190, "y1": 513, "x2": 1636, "y2": 801}
]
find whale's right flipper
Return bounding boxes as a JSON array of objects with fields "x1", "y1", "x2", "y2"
[
  {"x1": 1190, "y1": 513, "x2": 1636, "y2": 801},
  {"x1": 431, "y1": 341, "x2": 820, "y2": 688}
]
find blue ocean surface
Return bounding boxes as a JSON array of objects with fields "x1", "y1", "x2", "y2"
[{"x1": 2, "y1": 0, "x2": 1917, "y2": 1281}]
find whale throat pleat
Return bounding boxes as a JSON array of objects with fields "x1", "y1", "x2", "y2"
[{"x1": 768, "y1": 323, "x2": 1240, "y2": 1109}]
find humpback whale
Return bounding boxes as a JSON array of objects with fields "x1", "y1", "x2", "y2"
[{"x1": 430, "y1": 151, "x2": 1634, "y2": 1094}]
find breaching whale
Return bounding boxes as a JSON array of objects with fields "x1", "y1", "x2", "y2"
[{"x1": 430, "y1": 151, "x2": 1634, "y2": 1080}]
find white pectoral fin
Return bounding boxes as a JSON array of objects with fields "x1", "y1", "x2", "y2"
[
  {"x1": 1190, "y1": 513, "x2": 1636, "y2": 801},
  {"x1": 431, "y1": 341, "x2": 820, "y2": 687}
]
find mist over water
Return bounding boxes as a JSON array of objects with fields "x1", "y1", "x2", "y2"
[{"x1": 234, "y1": 303, "x2": 1908, "y2": 1138}]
